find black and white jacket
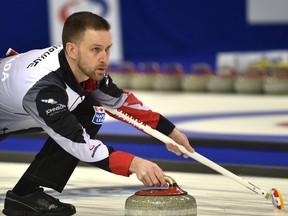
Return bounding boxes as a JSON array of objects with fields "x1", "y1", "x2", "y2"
[{"x1": 0, "y1": 45, "x2": 175, "y2": 176}]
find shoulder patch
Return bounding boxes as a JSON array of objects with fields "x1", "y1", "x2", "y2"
[{"x1": 36, "y1": 86, "x2": 68, "y2": 119}]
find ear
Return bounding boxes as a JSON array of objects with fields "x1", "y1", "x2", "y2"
[{"x1": 65, "y1": 42, "x2": 78, "y2": 60}]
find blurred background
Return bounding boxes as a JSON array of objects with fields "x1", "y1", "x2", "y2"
[
  {"x1": 1, "y1": 0, "x2": 288, "y2": 177},
  {"x1": 1, "y1": 0, "x2": 288, "y2": 68}
]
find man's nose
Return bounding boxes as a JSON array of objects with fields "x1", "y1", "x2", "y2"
[{"x1": 99, "y1": 51, "x2": 109, "y2": 63}]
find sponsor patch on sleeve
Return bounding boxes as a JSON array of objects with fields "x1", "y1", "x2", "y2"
[
  {"x1": 92, "y1": 106, "x2": 105, "y2": 125},
  {"x1": 35, "y1": 86, "x2": 69, "y2": 122},
  {"x1": 41, "y1": 98, "x2": 67, "y2": 117}
]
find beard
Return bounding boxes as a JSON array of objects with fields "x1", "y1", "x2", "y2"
[{"x1": 77, "y1": 53, "x2": 107, "y2": 81}]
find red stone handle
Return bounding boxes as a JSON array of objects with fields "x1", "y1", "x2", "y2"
[{"x1": 135, "y1": 176, "x2": 188, "y2": 196}]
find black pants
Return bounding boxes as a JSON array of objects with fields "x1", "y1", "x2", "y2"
[{"x1": 16, "y1": 96, "x2": 102, "y2": 192}]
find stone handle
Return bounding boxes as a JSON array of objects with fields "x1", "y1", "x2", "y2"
[{"x1": 164, "y1": 176, "x2": 177, "y2": 186}]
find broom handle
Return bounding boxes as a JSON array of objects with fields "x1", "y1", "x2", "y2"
[{"x1": 104, "y1": 106, "x2": 270, "y2": 199}]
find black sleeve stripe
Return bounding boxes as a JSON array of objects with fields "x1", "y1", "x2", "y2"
[{"x1": 156, "y1": 115, "x2": 176, "y2": 136}]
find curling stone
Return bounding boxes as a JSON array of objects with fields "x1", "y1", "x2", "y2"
[
  {"x1": 125, "y1": 176, "x2": 197, "y2": 216},
  {"x1": 234, "y1": 72, "x2": 264, "y2": 94},
  {"x1": 130, "y1": 62, "x2": 159, "y2": 90},
  {"x1": 263, "y1": 74, "x2": 288, "y2": 94},
  {"x1": 152, "y1": 63, "x2": 184, "y2": 91}
]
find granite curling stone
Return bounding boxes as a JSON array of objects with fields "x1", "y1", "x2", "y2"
[{"x1": 125, "y1": 176, "x2": 197, "y2": 216}]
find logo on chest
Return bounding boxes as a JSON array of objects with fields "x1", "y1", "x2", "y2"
[{"x1": 92, "y1": 106, "x2": 105, "y2": 125}]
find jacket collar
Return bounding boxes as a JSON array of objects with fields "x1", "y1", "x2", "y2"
[{"x1": 58, "y1": 49, "x2": 97, "y2": 95}]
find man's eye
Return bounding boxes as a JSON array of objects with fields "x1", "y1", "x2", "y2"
[
  {"x1": 93, "y1": 48, "x2": 101, "y2": 53},
  {"x1": 105, "y1": 47, "x2": 111, "y2": 53}
]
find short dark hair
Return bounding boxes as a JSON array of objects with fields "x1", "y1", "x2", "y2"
[{"x1": 62, "y1": 11, "x2": 111, "y2": 47}]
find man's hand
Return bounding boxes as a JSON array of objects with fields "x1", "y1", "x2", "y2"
[
  {"x1": 129, "y1": 156, "x2": 167, "y2": 187},
  {"x1": 166, "y1": 128, "x2": 194, "y2": 158}
]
